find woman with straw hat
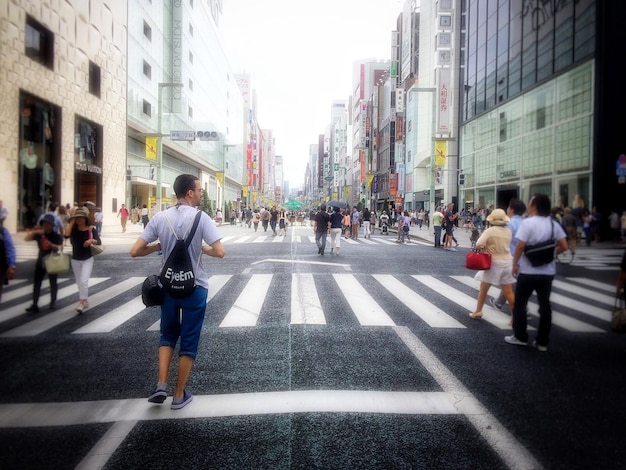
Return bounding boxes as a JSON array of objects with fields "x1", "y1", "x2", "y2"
[
  {"x1": 64, "y1": 207, "x2": 101, "y2": 313},
  {"x1": 469, "y1": 208, "x2": 516, "y2": 321}
]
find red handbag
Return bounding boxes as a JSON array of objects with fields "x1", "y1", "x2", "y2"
[{"x1": 466, "y1": 250, "x2": 492, "y2": 270}]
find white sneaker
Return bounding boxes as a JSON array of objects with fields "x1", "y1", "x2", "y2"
[
  {"x1": 504, "y1": 335, "x2": 527, "y2": 346},
  {"x1": 532, "y1": 340, "x2": 547, "y2": 352}
]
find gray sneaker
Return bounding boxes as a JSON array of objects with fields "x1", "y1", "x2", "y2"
[
  {"x1": 532, "y1": 340, "x2": 547, "y2": 352},
  {"x1": 171, "y1": 389, "x2": 193, "y2": 410},
  {"x1": 489, "y1": 297, "x2": 503, "y2": 310}
]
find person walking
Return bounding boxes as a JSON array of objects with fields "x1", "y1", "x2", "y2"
[
  {"x1": 253, "y1": 209, "x2": 261, "y2": 232},
  {"x1": 469, "y1": 209, "x2": 516, "y2": 320},
  {"x1": 362, "y1": 207, "x2": 371, "y2": 239},
  {"x1": 141, "y1": 204, "x2": 149, "y2": 228},
  {"x1": 269, "y1": 206, "x2": 279, "y2": 236},
  {"x1": 400, "y1": 210, "x2": 411, "y2": 243},
  {"x1": 0, "y1": 200, "x2": 7, "y2": 228},
  {"x1": 278, "y1": 209, "x2": 287, "y2": 236},
  {"x1": 505, "y1": 194, "x2": 568, "y2": 351},
  {"x1": 117, "y1": 204, "x2": 130, "y2": 233},
  {"x1": 350, "y1": 206, "x2": 360, "y2": 239},
  {"x1": 94, "y1": 208, "x2": 104, "y2": 236},
  {"x1": 490, "y1": 199, "x2": 527, "y2": 310},
  {"x1": 24, "y1": 214, "x2": 64, "y2": 312},
  {"x1": 314, "y1": 204, "x2": 331, "y2": 255},
  {"x1": 65, "y1": 207, "x2": 101, "y2": 314},
  {"x1": 444, "y1": 203, "x2": 459, "y2": 251},
  {"x1": 0, "y1": 225, "x2": 16, "y2": 302},
  {"x1": 342, "y1": 209, "x2": 351, "y2": 238},
  {"x1": 432, "y1": 208, "x2": 444, "y2": 248},
  {"x1": 329, "y1": 206, "x2": 343, "y2": 255},
  {"x1": 261, "y1": 208, "x2": 270, "y2": 232},
  {"x1": 130, "y1": 174, "x2": 225, "y2": 410},
  {"x1": 417, "y1": 209, "x2": 425, "y2": 230}
]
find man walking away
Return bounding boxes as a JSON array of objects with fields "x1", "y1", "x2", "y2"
[
  {"x1": 506, "y1": 194, "x2": 567, "y2": 352},
  {"x1": 314, "y1": 204, "x2": 331, "y2": 255},
  {"x1": 432, "y1": 208, "x2": 444, "y2": 248},
  {"x1": 130, "y1": 174, "x2": 225, "y2": 410}
]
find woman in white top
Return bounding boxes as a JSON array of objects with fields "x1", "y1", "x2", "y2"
[{"x1": 469, "y1": 209, "x2": 516, "y2": 321}]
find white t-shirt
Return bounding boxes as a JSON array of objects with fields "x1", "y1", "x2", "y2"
[
  {"x1": 515, "y1": 216, "x2": 566, "y2": 275},
  {"x1": 140, "y1": 206, "x2": 222, "y2": 290}
]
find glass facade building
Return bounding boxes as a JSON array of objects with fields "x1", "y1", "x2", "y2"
[{"x1": 459, "y1": 0, "x2": 626, "y2": 235}]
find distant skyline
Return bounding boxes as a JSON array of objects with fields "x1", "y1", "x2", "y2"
[{"x1": 219, "y1": 0, "x2": 403, "y2": 188}]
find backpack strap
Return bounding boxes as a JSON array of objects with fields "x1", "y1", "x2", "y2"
[{"x1": 185, "y1": 211, "x2": 202, "y2": 249}]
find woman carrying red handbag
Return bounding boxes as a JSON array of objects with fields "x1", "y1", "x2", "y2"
[{"x1": 468, "y1": 209, "x2": 516, "y2": 321}]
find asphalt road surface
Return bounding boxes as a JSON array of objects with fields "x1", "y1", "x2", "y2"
[{"x1": 1, "y1": 221, "x2": 625, "y2": 469}]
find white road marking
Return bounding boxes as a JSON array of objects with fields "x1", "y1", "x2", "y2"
[
  {"x1": 334, "y1": 274, "x2": 395, "y2": 326},
  {"x1": 219, "y1": 274, "x2": 272, "y2": 327},
  {"x1": 414, "y1": 275, "x2": 513, "y2": 329},
  {"x1": 373, "y1": 275, "x2": 465, "y2": 328},
  {"x1": 394, "y1": 326, "x2": 543, "y2": 470},
  {"x1": 73, "y1": 296, "x2": 146, "y2": 334},
  {"x1": 291, "y1": 273, "x2": 325, "y2": 325},
  {"x1": 452, "y1": 276, "x2": 603, "y2": 333}
]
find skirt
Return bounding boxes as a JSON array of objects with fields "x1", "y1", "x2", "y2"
[{"x1": 474, "y1": 258, "x2": 516, "y2": 286}]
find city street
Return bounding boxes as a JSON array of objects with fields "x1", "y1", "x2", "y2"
[{"x1": 1, "y1": 220, "x2": 625, "y2": 469}]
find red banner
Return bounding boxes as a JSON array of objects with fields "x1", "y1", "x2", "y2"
[{"x1": 389, "y1": 173, "x2": 398, "y2": 196}]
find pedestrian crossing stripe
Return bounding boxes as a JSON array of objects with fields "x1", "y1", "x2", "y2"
[
  {"x1": 450, "y1": 276, "x2": 604, "y2": 333},
  {"x1": 0, "y1": 278, "x2": 110, "y2": 324},
  {"x1": 0, "y1": 274, "x2": 615, "y2": 337}
]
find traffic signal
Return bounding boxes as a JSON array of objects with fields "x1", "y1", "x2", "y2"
[
  {"x1": 126, "y1": 169, "x2": 132, "y2": 181},
  {"x1": 149, "y1": 166, "x2": 155, "y2": 180},
  {"x1": 458, "y1": 173, "x2": 466, "y2": 185},
  {"x1": 434, "y1": 169, "x2": 443, "y2": 184}
]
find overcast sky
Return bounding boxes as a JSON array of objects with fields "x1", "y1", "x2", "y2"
[{"x1": 219, "y1": 0, "x2": 403, "y2": 188}]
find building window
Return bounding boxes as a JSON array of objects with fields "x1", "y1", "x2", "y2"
[
  {"x1": 188, "y1": 106, "x2": 193, "y2": 119},
  {"x1": 143, "y1": 21, "x2": 152, "y2": 41},
  {"x1": 189, "y1": 79, "x2": 193, "y2": 91},
  {"x1": 89, "y1": 61, "x2": 101, "y2": 98},
  {"x1": 189, "y1": 51, "x2": 194, "y2": 64},
  {"x1": 189, "y1": 23, "x2": 193, "y2": 36},
  {"x1": 25, "y1": 15, "x2": 54, "y2": 69},
  {"x1": 143, "y1": 60, "x2": 152, "y2": 79},
  {"x1": 142, "y1": 100, "x2": 152, "y2": 117}
]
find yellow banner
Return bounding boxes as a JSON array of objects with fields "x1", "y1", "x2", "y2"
[
  {"x1": 435, "y1": 140, "x2": 447, "y2": 166},
  {"x1": 146, "y1": 137, "x2": 157, "y2": 161},
  {"x1": 242, "y1": 187, "x2": 248, "y2": 197},
  {"x1": 216, "y1": 171, "x2": 224, "y2": 186},
  {"x1": 367, "y1": 174, "x2": 374, "y2": 189}
]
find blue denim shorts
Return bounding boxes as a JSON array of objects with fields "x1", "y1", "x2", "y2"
[{"x1": 159, "y1": 286, "x2": 208, "y2": 359}]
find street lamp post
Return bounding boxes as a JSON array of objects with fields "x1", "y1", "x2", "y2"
[
  {"x1": 156, "y1": 82, "x2": 183, "y2": 212},
  {"x1": 408, "y1": 87, "x2": 437, "y2": 212}
]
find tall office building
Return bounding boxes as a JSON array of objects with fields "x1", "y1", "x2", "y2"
[{"x1": 127, "y1": 0, "x2": 244, "y2": 213}]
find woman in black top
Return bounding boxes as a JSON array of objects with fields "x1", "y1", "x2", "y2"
[{"x1": 65, "y1": 208, "x2": 101, "y2": 313}]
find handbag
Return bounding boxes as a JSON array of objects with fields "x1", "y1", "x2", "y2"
[
  {"x1": 142, "y1": 274, "x2": 164, "y2": 307},
  {"x1": 611, "y1": 298, "x2": 626, "y2": 333},
  {"x1": 89, "y1": 227, "x2": 104, "y2": 256},
  {"x1": 466, "y1": 249, "x2": 492, "y2": 270},
  {"x1": 43, "y1": 252, "x2": 71, "y2": 274},
  {"x1": 524, "y1": 220, "x2": 556, "y2": 266}
]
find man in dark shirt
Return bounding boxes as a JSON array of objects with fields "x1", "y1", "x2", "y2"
[
  {"x1": 270, "y1": 206, "x2": 279, "y2": 236},
  {"x1": 313, "y1": 204, "x2": 331, "y2": 255}
]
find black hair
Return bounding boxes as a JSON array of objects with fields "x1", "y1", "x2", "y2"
[
  {"x1": 530, "y1": 193, "x2": 551, "y2": 216},
  {"x1": 173, "y1": 174, "x2": 199, "y2": 198},
  {"x1": 320, "y1": 204, "x2": 326, "y2": 212},
  {"x1": 508, "y1": 198, "x2": 526, "y2": 216},
  {"x1": 334, "y1": 206, "x2": 341, "y2": 212}
]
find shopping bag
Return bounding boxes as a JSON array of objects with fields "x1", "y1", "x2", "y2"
[
  {"x1": 43, "y1": 252, "x2": 71, "y2": 274},
  {"x1": 465, "y1": 250, "x2": 492, "y2": 270}
]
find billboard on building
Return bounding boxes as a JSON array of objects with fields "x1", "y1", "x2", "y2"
[{"x1": 437, "y1": 68, "x2": 451, "y2": 134}]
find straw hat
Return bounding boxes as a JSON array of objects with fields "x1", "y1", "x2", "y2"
[
  {"x1": 69, "y1": 207, "x2": 91, "y2": 222},
  {"x1": 486, "y1": 208, "x2": 510, "y2": 226}
]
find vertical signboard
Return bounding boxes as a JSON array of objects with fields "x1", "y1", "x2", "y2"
[
  {"x1": 437, "y1": 68, "x2": 451, "y2": 134},
  {"x1": 435, "y1": 140, "x2": 448, "y2": 166},
  {"x1": 171, "y1": 0, "x2": 183, "y2": 113},
  {"x1": 398, "y1": 163, "x2": 405, "y2": 194},
  {"x1": 389, "y1": 173, "x2": 398, "y2": 197}
]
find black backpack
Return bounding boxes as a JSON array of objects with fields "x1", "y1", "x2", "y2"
[{"x1": 159, "y1": 210, "x2": 202, "y2": 298}]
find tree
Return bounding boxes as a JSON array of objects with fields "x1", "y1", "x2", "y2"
[{"x1": 201, "y1": 189, "x2": 213, "y2": 216}]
